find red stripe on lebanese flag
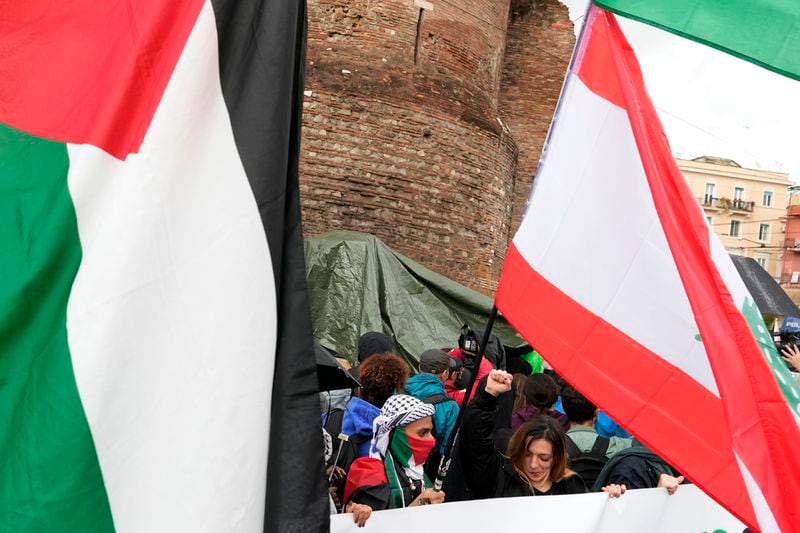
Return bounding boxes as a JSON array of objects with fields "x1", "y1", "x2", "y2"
[
  {"x1": 0, "y1": 0, "x2": 204, "y2": 159},
  {"x1": 576, "y1": 7, "x2": 800, "y2": 532},
  {"x1": 497, "y1": 244, "x2": 755, "y2": 526}
]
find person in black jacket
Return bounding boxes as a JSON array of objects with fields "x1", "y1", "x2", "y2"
[
  {"x1": 592, "y1": 445, "x2": 684, "y2": 494},
  {"x1": 461, "y1": 370, "x2": 627, "y2": 499}
]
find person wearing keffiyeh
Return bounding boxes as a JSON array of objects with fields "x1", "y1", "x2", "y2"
[{"x1": 343, "y1": 395, "x2": 445, "y2": 527}]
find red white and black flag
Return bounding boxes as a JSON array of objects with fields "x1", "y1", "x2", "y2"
[{"x1": 0, "y1": 1, "x2": 327, "y2": 532}]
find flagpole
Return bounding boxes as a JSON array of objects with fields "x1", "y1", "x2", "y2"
[{"x1": 433, "y1": 305, "x2": 498, "y2": 491}]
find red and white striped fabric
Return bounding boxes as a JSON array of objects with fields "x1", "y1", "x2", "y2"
[{"x1": 496, "y1": 6, "x2": 800, "y2": 533}]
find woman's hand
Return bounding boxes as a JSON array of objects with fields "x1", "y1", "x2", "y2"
[
  {"x1": 485, "y1": 369, "x2": 513, "y2": 397},
  {"x1": 601, "y1": 483, "x2": 627, "y2": 498},
  {"x1": 346, "y1": 502, "x2": 373, "y2": 528},
  {"x1": 782, "y1": 344, "x2": 800, "y2": 371},
  {"x1": 657, "y1": 474, "x2": 684, "y2": 495},
  {"x1": 411, "y1": 488, "x2": 446, "y2": 506}
]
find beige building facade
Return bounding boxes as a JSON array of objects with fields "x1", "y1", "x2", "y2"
[{"x1": 677, "y1": 156, "x2": 790, "y2": 281}]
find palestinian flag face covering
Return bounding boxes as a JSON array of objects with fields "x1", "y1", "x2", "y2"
[
  {"x1": 369, "y1": 395, "x2": 435, "y2": 508},
  {"x1": 390, "y1": 428, "x2": 436, "y2": 479},
  {"x1": 384, "y1": 428, "x2": 435, "y2": 508}
]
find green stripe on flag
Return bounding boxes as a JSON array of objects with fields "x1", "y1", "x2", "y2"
[
  {"x1": 741, "y1": 296, "x2": 800, "y2": 417},
  {"x1": 0, "y1": 124, "x2": 114, "y2": 532},
  {"x1": 594, "y1": 0, "x2": 800, "y2": 82}
]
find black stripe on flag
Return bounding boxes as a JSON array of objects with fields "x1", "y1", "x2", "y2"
[{"x1": 209, "y1": 1, "x2": 328, "y2": 532}]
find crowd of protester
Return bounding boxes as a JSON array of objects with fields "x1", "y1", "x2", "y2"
[{"x1": 320, "y1": 327, "x2": 690, "y2": 527}]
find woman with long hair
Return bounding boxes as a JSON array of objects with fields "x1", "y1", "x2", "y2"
[
  {"x1": 505, "y1": 415, "x2": 580, "y2": 494},
  {"x1": 461, "y1": 370, "x2": 626, "y2": 498},
  {"x1": 511, "y1": 373, "x2": 528, "y2": 415}
]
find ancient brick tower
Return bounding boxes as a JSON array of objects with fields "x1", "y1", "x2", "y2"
[{"x1": 300, "y1": 0, "x2": 575, "y2": 294}]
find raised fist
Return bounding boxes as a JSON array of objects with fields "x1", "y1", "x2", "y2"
[{"x1": 485, "y1": 369, "x2": 513, "y2": 397}]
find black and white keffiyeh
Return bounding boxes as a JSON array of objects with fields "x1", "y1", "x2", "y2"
[
  {"x1": 369, "y1": 394, "x2": 435, "y2": 458},
  {"x1": 322, "y1": 428, "x2": 333, "y2": 462}
]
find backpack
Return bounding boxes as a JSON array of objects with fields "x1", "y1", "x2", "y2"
[
  {"x1": 422, "y1": 392, "x2": 455, "y2": 406},
  {"x1": 565, "y1": 435, "x2": 609, "y2": 490},
  {"x1": 323, "y1": 408, "x2": 371, "y2": 509},
  {"x1": 322, "y1": 407, "x2": 345, "y2": 436},
  {"x1": 591, "y1": 445, "x2": 678, "y2": 492}
]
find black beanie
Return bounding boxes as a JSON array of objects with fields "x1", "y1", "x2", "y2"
[{"x1": 357, "y1": 331, "x2": 394, "y2": 363}]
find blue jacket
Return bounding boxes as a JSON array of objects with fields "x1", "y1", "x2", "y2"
[
  {"x1": 341, "y1": 397, "x2": 381, "y2": 458},
  {"x1": 595, "y1": 411, "x2": 631, "y2": 439},
  {"x1": 405, "y1": 374, "x2": 459, "y2": 454}
]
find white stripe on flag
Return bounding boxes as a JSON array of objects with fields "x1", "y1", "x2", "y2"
[
  {"x1": 735, "y1": 453, "x2": 780, "y2": 533},
  {"x1": 514, "y1": 73, "x2": 718, "y2": 396},
  {"x1": 709, "y1": 230, "x2": 749, "y2": 307},
  {"x1": 66, "y1": 3, "x2": 276, "y2": 531}
]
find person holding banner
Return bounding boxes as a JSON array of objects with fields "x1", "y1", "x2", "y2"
[
  {"x1": 462, "y1": 370, "x2": 627, "y2": 499},
  {"x1": 343, "y1": 395, "x2": 445, "y2": 527}
]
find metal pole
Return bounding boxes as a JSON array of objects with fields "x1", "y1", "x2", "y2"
[{"x1": 433, "y1": 305, "x2": 499, "y2": 491}]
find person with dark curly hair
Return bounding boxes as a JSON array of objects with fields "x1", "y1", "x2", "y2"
[
  {"x1": 338, "y1": 354, "x2": 409, "y2": 459},
  {"x1": 357, "y1": 354, "x2": 409, "y2": 410},
  {"x1": 325, "y1": 354, "x2": 411, "y2": 512}
]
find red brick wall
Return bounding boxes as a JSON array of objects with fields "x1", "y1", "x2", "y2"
[
  {"x1": 300, "y1": 0, "x2": 574, "y2": 293},
  {"x1": 299, "y1": 90, "x2": 517, "y2": 294},
  {"x1": 499, "y1": 0, "x2": 575, "y2": 234}
]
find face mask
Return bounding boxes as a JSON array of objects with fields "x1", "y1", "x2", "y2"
[
  {"x1": 405, "y1": 432, "x2": 436, "y2": 465},
  {"x1": 390, "y1": 428, "x2": 436, "y2": 467}
]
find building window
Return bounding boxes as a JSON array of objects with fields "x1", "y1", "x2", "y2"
[
  {"x1": 758, "y1": 224, "x2": 770, "y2": 241},
  {"x1": 756, "y1": 256, "x2": 768, "y2": 270},
  {"x1": 704, "y1": 183, "x2": 715, "y2": 204},
  {"x1": 729, "y1": 220, "x2": 741, "y2": 237},
  {"x1": 734, "y1": 186, "x2": 744, "y2": 201},
  {"x1": 705, "y1": 216, "x2": 713, "y2": 227},
  {"x1": 763, "y1": 190, "x2": 773, "y2": 207},
  {"x1": 792, "y1": 272, "x2": 800, "y2": 284}
]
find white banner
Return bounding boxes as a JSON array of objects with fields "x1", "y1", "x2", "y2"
[{"x1": 331, "y1": 485, "x2": 746, "y2": 533}]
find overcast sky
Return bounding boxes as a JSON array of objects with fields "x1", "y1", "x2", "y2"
[{"x1": 561, "y1": 1, "x2": 800, "y2": 182}]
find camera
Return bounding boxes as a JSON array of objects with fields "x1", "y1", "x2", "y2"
[
  {"x1": 463, "y1": 337, "x2": 478, "y2": 353},
  {"x1": 459, "y1": 324, "x2": 479, "y2": 355}
]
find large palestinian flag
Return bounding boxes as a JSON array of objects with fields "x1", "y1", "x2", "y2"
[
  {"x1": 496, "y1": 6, "x2": 800, "y2": 533},
  {"x1": 0, "y1": 1, "x2": 327, "y2": 532}
]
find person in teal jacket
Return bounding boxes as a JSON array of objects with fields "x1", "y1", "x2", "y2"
[{"x1": 405, "y1": 349, "x2": 460, "y2": 459}]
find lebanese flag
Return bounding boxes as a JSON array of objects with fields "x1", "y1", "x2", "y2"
[
  {"x1": 496, "y1": 6, "x2": 800, "y2": 533},
  {"x1": 0, "y1": 2, "x2": 326, "y2": 532}
]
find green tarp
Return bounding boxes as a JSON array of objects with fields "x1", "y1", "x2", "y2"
[{"x1": 304, "y1": 231, "x2": 522, "y2": 366}]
